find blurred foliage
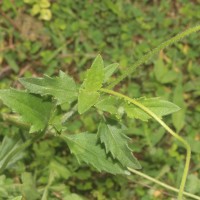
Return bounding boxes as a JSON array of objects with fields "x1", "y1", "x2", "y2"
[{"x1": 0, "y1": 0, "x2": 200, "y2": 199}]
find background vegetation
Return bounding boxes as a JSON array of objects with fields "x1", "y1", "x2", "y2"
[{"x1": 0, "y1": 0, "x2": 200, "y2": 199}]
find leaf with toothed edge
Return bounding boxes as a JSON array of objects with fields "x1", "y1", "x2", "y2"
[
  {"x1": 19, "y1": 71, "x2": 77, "y2": 105},
  {"x1": 97, "y1": 123, "x2": 141, "y2": 169},
  {"x1": 62, "y1": 132, "x2": 128, "y2": 175}
]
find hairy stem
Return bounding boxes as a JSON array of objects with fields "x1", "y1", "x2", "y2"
[
  {"x1": 108, "y1": 25, "x2": 200, "y2": 89},
  {"x1": 100, "y1": 88, "x2": 191, "y2": 200},
  {"x1": 128, "y1": 167, "x2": 200, "y2": 200}
]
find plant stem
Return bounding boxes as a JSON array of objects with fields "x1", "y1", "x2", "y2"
[
  {"x1": 100, "y1": 88, "x2": 191, "y2": 200},
  {"x1": 108, "y1": 25, "x2": 200, "y2": 89},
  {"x1": 128, "y1": 167, "x2": 200, "y2": 200}
]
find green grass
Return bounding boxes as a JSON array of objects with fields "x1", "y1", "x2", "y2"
[{"x1": 0, "y1": 0, "x2": 200, "y2": 199}]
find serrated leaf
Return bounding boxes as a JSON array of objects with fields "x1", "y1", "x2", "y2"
[
  {"x1": 125, "y1": 98, "x2": 180, "y2": 122},
  {"x1": 104, "y1": 63, "x2": 119, "y2": 82},
  {"x1": 62, "y1": 132, "x2": 126, "y2": 175},
  {"x1": 0, "y1": 89, "x2": 53, "y2": 133},
  {"x1": 97, "y1": 123, "x2": 141, "y2": 169},
  {"x1": 78, "y1": 90, "x2": 99, "y2": 114},
  {"x1": 19, "y1": 71, "x2": 77, "y2": 105},
  {"x1": 82, "y1": 54, "x2": 104, "y2": 91}
]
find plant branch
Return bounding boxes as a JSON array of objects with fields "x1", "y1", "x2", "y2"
[
  {"x1": 100, "y1": 88, "x2": 191, "y2": 200},
  {"x1": 128, "y1": 167, "x2": 200, "y2": 200},
  {"x1": 108, "y1": 25, "x2": 200, "y2": 89}
]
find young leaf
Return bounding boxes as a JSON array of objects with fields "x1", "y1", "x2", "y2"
[
  {"x1": 125, "y1": 98, "x2": 180, "y2": 122},
  {"x1": 104, "y1": 63, "x2": 119, "y2": 82},
  {"x1": 78, "y1": 90, "x2": 100, "y2": 114},
  {"x1": 82, "y1": 54, "x2": 104, "y2": 91},
  {"x1": 0, "y1": 89, "x2": 53, "y2": 133},
  {"x1": 19, "y1": 71, "x2": 77, "y2": 105},
  {"x1": 97, "y1": 123, "x2": 141, "y2": 169},
  {"x1": 62, "y1": 132, "x2": 127, "y2": 175}
]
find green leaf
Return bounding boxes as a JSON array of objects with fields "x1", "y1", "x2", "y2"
[
  {"x1": 21, "y1": 172, "x2": 40, "y2": 200},
  {"x1": 95, "y1": 96, "x2": 122, "y2": 116},
  {"x1": 12, "y1": 196, "x2": 23, "y2": 200},
  {"x1": 0, "y1": 136, "x2": 24, "y2": 171},
  {"x1": 39, "y1": 8, "x2": 52, "y2": 21},
  {"x1": 125, "y1": 98, "x2": 180, "y2": 121},
  {"x1": 97, "y1": 123, "x2": 141, "y2": 169},
  {"x1": 39, "y1": 0, "x2": 50, "y2": 8},
  {"x1": 50, "y1": 160, "x2": 71, "y2": 179},
  {"x1": 78, "y1": 90, "x2": 99, "y2": 114},
  {"x1": 49, "y1": 111, "x2": 63, "y2": 133},
  {"x1": 153, "y1": 58, "x2": 177, "y2": 84},
  {"x1": 104, "y1": 63, "x2": 119, "y2": 82},
  {"x1": 62, "y1": 132, "x2": 127, "y2": 175},
  {"x1": 153, "y1": 58, "x2": 167, "y2": 82},
  {"x1": 172, "y1": 83, "x2": 185, "y2": 132},
  {"x1": 0, "y1": 89, "x2": 53, "y2": 133},
  {"x1": 187, "y1": 137, "x2": 200, "y2": 153},
  {"x1": 64, "y1": 193, "x2": 85, "y2": 200},
  {"x1": 186, "y1": 174, "x2": 200, "y2": 194},
  {"x1": 4, "y1": 53, "x2": 19, "y2": 73},
  {"x1": 19, "y1": 71, "x2": 77, "y2": 105},
  {"x1": 82, "y1": 54, "x2": 104, "y2": 91},
  {"x1": 160, "y1": 70, "x2": 177, "y2": 84},
  {"x1": 77, "y1": 55, "x2": 105, "y2": 114}
]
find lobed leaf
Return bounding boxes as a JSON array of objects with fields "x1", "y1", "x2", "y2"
[
  {"x1": 0, "y1": 89, "x2": 53, "y2": 133},
  {"x1": 62, "y1": 132, "x2": 127, "y2": 175},
  {"x1": 125, "y1": 98, "x2": 180, "y2": 121},
  {"x1": 19, "y1": 71, "x2": 77, "y2": 105},
  {"x1": 97, "y1": 123, "x2": 141, "y2": 169}
]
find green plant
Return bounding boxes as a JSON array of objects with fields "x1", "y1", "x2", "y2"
[
  {"x1": 0, "y1": 25, "x2": 200, "y2": 200},
  {"x1": 23, "y1": 0, "x2": 52, "y2": 21}
]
